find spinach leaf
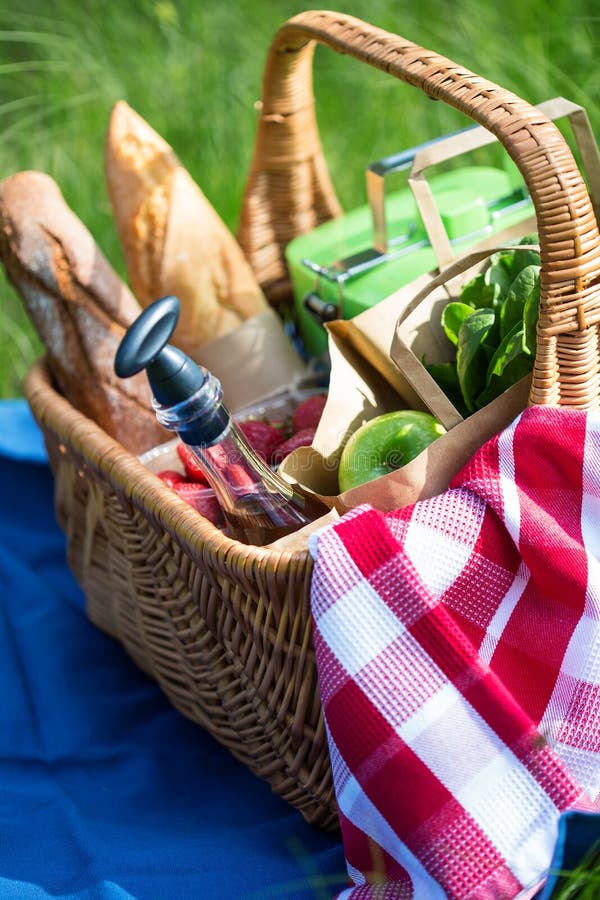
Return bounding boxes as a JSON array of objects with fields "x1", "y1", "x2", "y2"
[
  {"x1": 424, "y1": 360, "x2": 469, "y2": 417},
  {"x1": 441, "y1": 302, "x2": 474, "y2": 346},
  {"x1": 425, "y1": 233, "x2": 541, "y2": 417},
  {"x1": 456, "y1": 308, "x2": 497, "y2": 412},
  {"x1": 488, "y1": 236, "x2": 540, "y2": 284},
  {"x1": 460, "y1": 272, "x2": 497, "y2": 308},
  {"x1": 509, "y1": 243, "x2": 540, "y2": 279},
  {"x1": 484, "y1": 260, "x2": 512, "y2": 302},
  {"x1": 475, "y1": 321, "x2": 533, "y2": 409},
  {"x1": 488, "y1": 247, "x2": 515, "y2": 272},
  {"x1": 500, "y1": 265, "x2": 540, "y2": 339}
]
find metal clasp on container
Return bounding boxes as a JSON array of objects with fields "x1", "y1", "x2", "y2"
[{"x1": 301, "y1": 269, "x2": 344, "y2": 325}]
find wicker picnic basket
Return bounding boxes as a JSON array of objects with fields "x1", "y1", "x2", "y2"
[{"x1": 24, "y1": 11, "x2": 600, "y2": 832}]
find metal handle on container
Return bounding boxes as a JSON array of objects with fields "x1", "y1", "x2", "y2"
[
  {"x1": 369, "y1": 97, "x2": 600, "y2": 270},
  {"x1": 366, "y1": 125, "x2": 475, "y2": 254}
]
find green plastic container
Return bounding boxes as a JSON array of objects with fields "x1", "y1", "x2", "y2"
[{"x1": 285, "y1": 163, "x2": 534, "y2": 358}]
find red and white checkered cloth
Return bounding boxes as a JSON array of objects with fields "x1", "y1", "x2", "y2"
[{"x1": 309, "y1": 406, "x2": 600, "y2": 899}]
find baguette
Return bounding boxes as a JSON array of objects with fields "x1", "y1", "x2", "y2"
[
  {"x1": 0, "y1": 170, "x2": 168, "y2": 454},
  {"x1": 104, "y1": 100, "x2": 268, "y2": 358}
]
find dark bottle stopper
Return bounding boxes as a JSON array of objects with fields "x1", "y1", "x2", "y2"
[
  {"x1": 114, "y1": 295, "x2": 229, "y2": 445},
  {"x1": 115, "y1": 295, "x2": 205, "y2": 406}
]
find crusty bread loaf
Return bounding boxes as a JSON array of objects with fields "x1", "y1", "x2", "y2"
[
  {"x1": 0, "y1": 170, "x2": 168, "y2": 454},
  {"x1": 104, "y1": 100, "x2": 268, "y2": 358}
]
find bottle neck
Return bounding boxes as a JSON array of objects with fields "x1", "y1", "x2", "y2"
[
  {"x1": 152, "y1": 374, "x2": 329, "y2": 545},
  {"x1": 195, "y1": 419, "x2": 295, "y2": 506},
  {"x1": 153, "y1": 374, "x2": 229, "y2": 447},
  {"x1": 188, "y1": 420, "x2": 320, "y2": 544}
]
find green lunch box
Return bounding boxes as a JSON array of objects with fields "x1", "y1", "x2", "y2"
[{"x1": 285, "y1": 126, "x2": 535, "y2": 359}]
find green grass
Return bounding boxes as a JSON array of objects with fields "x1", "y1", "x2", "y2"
[
  {"x1": 549, "y1": 840, "x2": 600, "y2": 900},
  {"x1": 1, "y1": 0, "x2": 600, "y2": 395}
]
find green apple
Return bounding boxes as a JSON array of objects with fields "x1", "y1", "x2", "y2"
[{"x1": 338, "y1": 409, "x2": 446, "y2": 491}]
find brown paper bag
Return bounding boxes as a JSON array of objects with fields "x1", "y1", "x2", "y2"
[{"x1": 278, "y1": 241, "x2": 536, "y2": 515}]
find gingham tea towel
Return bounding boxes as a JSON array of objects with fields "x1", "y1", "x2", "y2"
[{"x1": 309, "y1": 406, "x2": 600, "y2": 899}]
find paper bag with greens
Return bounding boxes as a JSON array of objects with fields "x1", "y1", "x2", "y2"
[{"x1": 425, "y1": 237, "x2": 540, "y2": 416}]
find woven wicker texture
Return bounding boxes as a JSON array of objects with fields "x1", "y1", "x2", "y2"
[
  {"x1": 24, "y1": 11, "x2": 600, "y2": 831},
  {"x1": 25, "y1": 365, "x2": 336, "y2": 827}
]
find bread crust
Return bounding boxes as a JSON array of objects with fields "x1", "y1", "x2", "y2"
[
  {"x1": 104, "y1": 101, "x2": 267, "y2": 358},
  {"x1": 0, "y1": 170, "x2": 168, "y2": 454}
]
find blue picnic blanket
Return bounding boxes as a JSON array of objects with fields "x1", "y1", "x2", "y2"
[{"x1": 0, "y1": 399, "x2": 347, "y2": 899}]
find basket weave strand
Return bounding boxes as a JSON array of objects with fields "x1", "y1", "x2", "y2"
[
  {"x1": 239, "y1": 9, "x2": 600, "y2": 410},
  {"x1": 23, "y1": 11, "x2": 600, "y2": 831}
]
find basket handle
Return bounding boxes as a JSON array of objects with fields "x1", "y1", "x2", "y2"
[{"x1": 238, "y1": 9, "x2": 600, "y2": 409}]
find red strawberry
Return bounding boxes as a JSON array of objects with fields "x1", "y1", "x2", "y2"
[
  {"x1": 171, "y1": 481, "x2": 223, "y2": 526},
  {"x1": 292, "y1": 394, "x2": 327, "y2": 433},
  {"x1": 224, "y1": 461, "x2": 256, "y2": 491},
  {"x1": 238, "y1": 419, "x2": 284, "y2": 462},
  {"x1": 271, "y1": 427, "x2": 316, "y2": 465},
  {"x1": 176, "y1": 442, "x2": 209, "y2": 484},
  {"x1": 157, "y1": 469, "x2": 188, "y2": 488}
]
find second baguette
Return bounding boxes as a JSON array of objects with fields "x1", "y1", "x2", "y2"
[{"x1": 105, "y1": 101, "x2": 268, "y2": 359}]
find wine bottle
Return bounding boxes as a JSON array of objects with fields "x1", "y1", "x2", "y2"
[{"x1": 114, "y1": 295, "x2": 329, "y2": 545}]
